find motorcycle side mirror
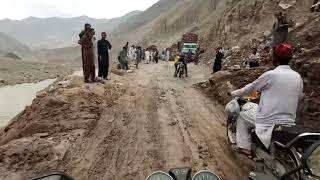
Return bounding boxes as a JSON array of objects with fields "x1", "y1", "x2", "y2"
[
  {"x1": 280, "y1": 141, "x2": 320, "y2": 180},
  {"x1": 32, "y1": 172, "x2": 74, "y2": 180}
]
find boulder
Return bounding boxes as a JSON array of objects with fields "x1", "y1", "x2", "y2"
[{"x1": 58, "y1": 80, "x2": 71, "y2": 88}]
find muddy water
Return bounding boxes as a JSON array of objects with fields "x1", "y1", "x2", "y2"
[{"x1": 0, "y1": 79, "x2": 56, "y2": 127}]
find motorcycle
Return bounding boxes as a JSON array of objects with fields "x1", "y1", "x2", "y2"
[
  {"x1": 177, "y1": 62, "x2": 185, "y2": 78},
  {"x1": 225, "y1": 97, "x2": 320, "y2": 180},
  {"x1": 32, "y1": 168, "x2": 221, "y2": 180}
]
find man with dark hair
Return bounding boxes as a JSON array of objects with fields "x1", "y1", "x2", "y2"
[
  {"x1": 212, "y1": 47, "x2": 224, "y2": 73},
  {"x1": 155, "y1": 50, "x2": 159, "y2": 64},
  {"x1": 248, "y1": 48, "x2": 260, "y2": 68},
  {"x1": 124, "y1": 42, "x2": 129, "y2": 53},
  {"x1": 135, "y1": 47, "x2": 142, "y2": 69},
  {"x1": 78, "y1": 23, "x2": 95, "y2": 83},
  {"x1": 231, "y1": 44, "x2": 303, "y2": 157},
  {"x1": 118, "y1": 46, "x2": 129, "y2": 70},
  {"x1": 97, "y1": 32, "x2": 112, "y2": 80},
  {"x1": 311, "y1": 0, "x2": 320, "y2": 12}
]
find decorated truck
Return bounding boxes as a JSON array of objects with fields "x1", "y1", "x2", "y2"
[{"x1": 178, "y1": 33, "x2": 199, "y2": 54}]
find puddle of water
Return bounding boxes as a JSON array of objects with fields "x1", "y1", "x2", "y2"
[{"x1": 0, "y1": 79, "x2": 56, "y2": 127}]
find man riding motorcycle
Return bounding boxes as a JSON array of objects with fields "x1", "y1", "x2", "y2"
[
  {"x1": 230, "y1": 44, "x2": 304, "y2": 157},
  {"x1": 174, "y1": 53, "x2": 188, "y2": 77}
]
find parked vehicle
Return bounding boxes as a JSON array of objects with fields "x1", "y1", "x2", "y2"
[{"x1": 178, "y1": 33, "x2": 199, "y2": 55}]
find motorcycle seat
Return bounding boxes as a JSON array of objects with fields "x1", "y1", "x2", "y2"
[{"x1": 272, "y1": 126, "x2": 320, "y2": 150}]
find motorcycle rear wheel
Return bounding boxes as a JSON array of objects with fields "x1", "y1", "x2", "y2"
[{"x1": 275, "y1": 149, "x2": 300, "y2": 180}]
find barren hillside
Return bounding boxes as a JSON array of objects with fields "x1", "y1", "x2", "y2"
[
  {"x1": 0, "y1": 12, "x2": 141, "y2": 49},
  {"x1": 112, "y1": 0, "x2": 226, "y2": 50},
  {"x1": 0, "y1": 32, "x2": 31, "y2": 57}
]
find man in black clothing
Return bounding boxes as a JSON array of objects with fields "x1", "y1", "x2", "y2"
[
  {"x1": 213, "y1": 47, "x2": 224, "y2": 73},
  {"x1": 97, "y1": 32, "x2": 112, "y2": 79}
]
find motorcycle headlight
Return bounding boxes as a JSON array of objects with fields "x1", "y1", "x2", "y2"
[{"x1": 307, "y1": 144, "x2": 320, "y2": 177}]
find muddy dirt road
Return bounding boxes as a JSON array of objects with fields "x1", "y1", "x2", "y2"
[
  {"x1": 57, "y1": 62, "x2": 250, "y2": 180},
  {"x1": 0, "y1": 61, "x2": 250, "y2": 180}
]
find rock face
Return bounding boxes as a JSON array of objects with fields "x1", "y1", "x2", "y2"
[{"x1": 196, "y1": 0, "x2": 320, "y2": 130}]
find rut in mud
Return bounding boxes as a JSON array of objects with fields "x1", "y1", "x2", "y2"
[
  {"x1": 0, "y1": 62, "x2": 251, "y2": 180},
  {"x1": 60, "y1": 62, "x2": 250, "y2": 180}
]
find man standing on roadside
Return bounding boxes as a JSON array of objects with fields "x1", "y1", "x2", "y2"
[
  {"x1": 135, "y1": 47, "x2": 142, "y2": 69},
  {"x1": 97, "y1": 32, "x2": 112, "y2": 80},
  {"x1": 119, "y1": 46, "x2": 129, "y2": 70},
  {"x1": 272, "y1": 12, "x2": 291, "y2": 60},
  {"x1": 78, "y1": 23, "x2": 95, "y2": 83},
  {"x1": 212, "y1": 47, "x2": 224, "y2": 73}
]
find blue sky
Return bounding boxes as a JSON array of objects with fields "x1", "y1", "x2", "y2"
[{"x1": 0, "y1": 0, "x2": 159, "y2": 20}]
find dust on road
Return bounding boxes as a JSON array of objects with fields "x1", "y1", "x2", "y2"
[{"x1": 0, "y1": 62, "x2": 250, "y2": 180}]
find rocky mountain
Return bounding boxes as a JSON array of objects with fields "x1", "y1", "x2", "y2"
[
  {"x1": 0, "y1": 11, "x2": 142, "y2": 49},
  {"x1": 0, "y1": 32, "x2": 31, "y2": 57},
  {"x1": 108, "y1": 0, "x2": 226, "y2": 54}
]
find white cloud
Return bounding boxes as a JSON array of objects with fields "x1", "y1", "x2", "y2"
[{"x1": 0, "y1": 0, "x2": 159, "y2": 20}]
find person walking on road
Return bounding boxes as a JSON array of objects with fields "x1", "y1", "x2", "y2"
[
  {"x1": 97, "y1": 32, "x2": 112, "y2": 80},
  {"x1": 145, "y1": 49, "x2": 150, "y2": 64},
  {"x1": 212, "y1": 47, "x2": 224, "y2": 73},
  {"x1": 78, "y1": 23, "x2": 95, "y2": 83},
  {"x1": 187, "y1": 49, "x2": 193, "y2": 63},
  {"x1": 119, "y1": 46, "x2": 129, "y2": 70},
  {"x1": 165, "y1": 49, "x2": 170, "y2": 62},
  {"x1": 155, "y1": 50, "x2": 159, "y2": 64},
  {"x1": 135, "y1": 47, "x2": 142, "y2": 69}
]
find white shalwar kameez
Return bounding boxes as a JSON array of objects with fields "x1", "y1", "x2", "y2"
[{"x1": 231, "y1": 65, "x2": 303, "y2": 149}]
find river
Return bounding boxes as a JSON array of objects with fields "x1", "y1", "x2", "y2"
[{"x1": 0, "y1": 79, "x2": 56, "y2": 127}]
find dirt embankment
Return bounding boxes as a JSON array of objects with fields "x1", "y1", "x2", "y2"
[{"x1": 0, "y1": 72, "x2": 128, "y2": 179}]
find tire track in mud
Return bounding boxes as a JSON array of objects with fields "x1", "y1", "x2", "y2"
[
  {"x1": 60, "y1": 62, "x2": 250, "y2": 180},
  {"x1": 61, "y1": 81, "x2": 165, "y2": 179},
  {"x1": 147, "y1": 62, "x2": 250, "y2": 179}
]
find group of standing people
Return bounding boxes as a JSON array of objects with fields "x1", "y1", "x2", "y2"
[
  {"x1": 212, "y1": 11, "x2": 291, "y2": 74},
  {"x1": 117, "y1": 44, "x2": 164, "y2": 71},
  {"x1": 127, "y1": 45, "x2": 143, "y2": 69},
  {"x1": 145, "y1": 49, "x2": 159, "y2": 64},
  {"x1": 78, "y1": 23, "x2": 112, "y2": 83}
]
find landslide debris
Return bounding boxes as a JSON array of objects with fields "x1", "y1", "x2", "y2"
[
  {"x1": 195, "y1": 0, "x2": 320, "y2": 130},
  {"x1": 0, "y1": 74, "x2": 128, "y2": 179}
]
